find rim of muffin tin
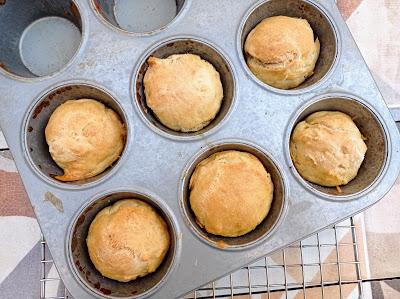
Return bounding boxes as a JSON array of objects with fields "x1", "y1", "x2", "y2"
[
  {"x1": 21, "y1": 80, "x2": 132, "y2": 190},
  {"x1": 131, "y1": 36, "x2": 238, "y2": 141},
  {"x1": 284, "y1": 92, "x2": 390, "y2": 202},
  {"x1": 66, "y1": 188, "x2": 182, "y2": 299},
  {"x1": 236, "y1": 0, "x2": 342, "y2": 95},
  {"x1": 89, "y1": 0, "x2": 191, "y2": 36},
  {"x1": 179, "y1": 139, "x2": 289, "y2": 251},
  {"x1": 0, "y1": 0, "x2": 88, "y2": 82}
]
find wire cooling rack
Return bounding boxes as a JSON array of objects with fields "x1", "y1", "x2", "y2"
[{"x1": 40, "y1": 217, "x2": 363, "y2": 299}]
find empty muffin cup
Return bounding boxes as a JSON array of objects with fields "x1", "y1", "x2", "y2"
[
  {"x1": 287, "y1": 94, "x2": 388, "y2": 199},
  {"x1": 92, "y1": 0, "x2": 187, "y2": 34},
  {"x1": 0, "y1": 0, "x2": 83, "y2": 78},
  {"x1": 23, "y1": 83, "x2": 129, "y2": 188},
  {"x1": 67, "y1": 190, "x2": 180, "y2": 298},
  {"x1": 238, "y1": 0, "x2": 339, "y2": 92},
  {"x1": 133, "y1": 37, "x2": 236, "y2": 140},
  {"x1": 180, "y1": 140, "x2": 287, "y2": 250}
]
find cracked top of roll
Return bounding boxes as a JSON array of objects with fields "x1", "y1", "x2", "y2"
[
  {"x1": 86, "y1": 199, "x2": 171, "y2": 282},
  {"x1": 144, "y1": 54, "x2": 223, "y2": 132},
  {"x1": 45, "y1": 99, "x2": 126, "y2": 182},
  {"x1": 244, "y1": 16, "x2": 320, "y2": 90},
  {"x1": 290, "y1": 111, "x2": 367, "y2": 187}
]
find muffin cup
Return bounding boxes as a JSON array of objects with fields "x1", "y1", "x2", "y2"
[
  {"x1": 23, "y1": 82, "x2": 130, "y2": 189},
  {"x1": 91, "y1": 0, "x2": 188, "y2": 35},
  {"x1": 67, "y1": 189, "x2": 180, "y2": 299},
  {"x1": 179, "y1": 140, "x2": 287, "y2": 250},
  {"x1": 286, "y1": 93, "x2": 388, "y2": 199},
  {"x1": 238, "y1": 0, "x2": 340, "y2": 93},
  {"x1": 0, "y1": 0, "x2": 83, "y2": 79},
  {"x1": 133, "y1": 37, "x2": 236, "y2": 140}
]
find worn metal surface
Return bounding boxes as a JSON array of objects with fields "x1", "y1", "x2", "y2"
[
  {"x1": 0, "y1": 0, "x2": 399, "y2": 298},
  {"x1": 19, "y1": 16, "x2": 82, "y2": 76}
]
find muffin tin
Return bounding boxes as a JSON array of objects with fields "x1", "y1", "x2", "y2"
[{"x1": 0, "y1": 0, "x2": 399, "y2": 298}]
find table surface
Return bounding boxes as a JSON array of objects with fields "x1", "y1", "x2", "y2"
[{"x1": 1, "y1": 1, "x2": 400, "y2": 298}]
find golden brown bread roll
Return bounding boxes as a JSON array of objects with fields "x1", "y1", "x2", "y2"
[
  {"x1": 189, "y1": 150, "x2": 274, "y2": 237},
  {"x1": 45, "y1": 99, "x2": 126, "y2": 181},
  {"x1": 86, "y1": 199, "x2": 170, "y2": 282},
  {"x1": 244, "y1": 16, "x2": 320, "y2": 89},
  {"x1": 290, "y1": 111, "x2": 367, "y2": 187},
  {"x1": 143, "y1": 54, "x2": 223, "y2": 132}
]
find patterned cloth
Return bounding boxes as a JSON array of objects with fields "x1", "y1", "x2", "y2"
[{"x1": 1, "y1": 1, "x2": 400, "y2": 298}]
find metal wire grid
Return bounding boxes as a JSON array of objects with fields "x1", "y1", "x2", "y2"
[
  {"x1": 40, "y1": 237, "x2": 70, "y2": 299},
  {"x1": 40, "y1": 217, "x2": 362, "y2": 299},
  {"x1": 185, "y1": 217, "x2": 363, "y2": 298}
]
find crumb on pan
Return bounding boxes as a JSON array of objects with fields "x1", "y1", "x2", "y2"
[
  {"x1": 336, "y1": 185, "x2": 342, "y2": 193},
  {"x1": 216, "y1": 240, "x2": 228, "y2": 249}
]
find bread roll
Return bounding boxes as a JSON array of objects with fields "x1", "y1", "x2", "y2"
[
  {"x1": 86, "y1": 199, "x2": 170, "y2": 282},
  {"x1": 290, "y1": 111, "x2": 367, "y2": 187},
  {"x1": 244, "y1": 16, "x2": 320, "y2": 89},
  {"x1": 189, "y1": 150, "x2": 274, "y2": 237},
  {"x1": 144, "y1": 54, "x2": 223, "y2": 132},
  {"x1": 45, "y1": 99, "x2": 125, "y2": 181}
]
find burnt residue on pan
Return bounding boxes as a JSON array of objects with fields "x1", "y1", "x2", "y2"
[
  {"x1": 93, "y1": 0, "x2": 103, "y2": 15},
  {"x1": 136, "y1": 63, "x2": 148, "y2": 113},
  {"x1": 69, "y1": 2, "x2": 81, "y2": 27},
  {"x1": 32, "y1": 101, "x2": 49, "y2": 119},
  {"x1": 91, "y1": 283, "x2": 112, "y2": 296},
  {"x1": 76, "y1": 214, "x2": 85, "y2": 227},
  {"x1": 85, "y1": 270, "x2": 93, "y2": 284},
  {"x1": 0, "y1": 63, "x2": 9, "y2": 72},
  {"x1": 100, "y1": 288, "x2": 112, "y2": 295},
  {"x1": 71, "y1": 235, "x2": 78, "y2": 252},
  {"x1": 136, "y1": 80, "x2": 142, "y2": 102}
]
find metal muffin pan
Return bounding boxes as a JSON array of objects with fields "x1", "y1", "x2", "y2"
[
  {"x1": 179, "y1": 140, "x2": 287, "y2": 250},
  {"x1": 24, "y1": 82, "x2": 131, "y2": 188},
  {"x1": 68, "y1": 189, "x2": 181, "y2": 298},
  {"x1": 238, "y1": 0, "x2": 339, "y2": 93},
  {"x1": 0, "y1": 0, "x2": 399, "y2": 298},
  {"x1": 134, "y1": 38, "x2": 236, "y2": 140},
  {"x1": 0, "y1": 0, "x2": 84, "y2": 79},
  {"x1": 286, "y1": 94, "x2": 388, "y2": 199},
  {"x1": 91, "y1": 0, "x2": 188, "y2": 35}
]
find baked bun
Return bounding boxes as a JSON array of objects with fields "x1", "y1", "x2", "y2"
[
  {"x1": 290, "y1": 111, "x2": 367, "y2": 187},
  {"x1": 86, "y1": 199, "x2": 170, "y2": 282},
  {"x1": 144, "y1": 54, "x2": 223, "y2": 132},
  {"x1": 45, "y1": 99, "x2": 125, "y2": 181},
  {"x1": 189, "y1": 150, "x2": 274, "y2": 237},
  {"x1": 244, "y1": 16, "x2": 320, "y2": 89}
]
